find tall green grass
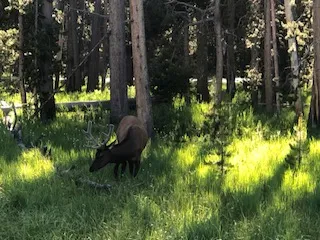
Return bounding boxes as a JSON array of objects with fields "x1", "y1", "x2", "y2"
[{"x1": 1, "y1": 96, "x2": 320, "y2": 239}]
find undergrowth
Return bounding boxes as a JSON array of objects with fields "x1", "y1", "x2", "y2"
[{"x1": 1, "y1": 93, "x2": 320, "y2": 239}]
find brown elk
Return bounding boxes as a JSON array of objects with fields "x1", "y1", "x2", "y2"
[{"x1": 83, "y1": 115, "x2": 149, "y2": 178}]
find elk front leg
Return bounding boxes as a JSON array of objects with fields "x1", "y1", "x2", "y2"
[
  {"x1": 120, "y1": 161, "x2": 127, "y2": 176},
  {"x1": 128, "y1": 161, "x2": 134, "y2": 176},
  {"x1": 133, "y1": 160, "x2": 140, "y2": 177},
  {"x1": 113, "y1": 163, "x2": 120, "y2": 179}
]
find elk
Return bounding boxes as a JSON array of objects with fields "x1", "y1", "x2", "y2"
[{"x1": 83, "y1": 115, "x2": 149, "y2": 178}]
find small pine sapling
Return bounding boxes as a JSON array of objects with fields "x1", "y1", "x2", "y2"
[
  {"x1": 285, "y1": 114, "x2": 309, "y2": 170},
  {"x1": 210, "y1": 104, "x2": 233, "y2": 175}
]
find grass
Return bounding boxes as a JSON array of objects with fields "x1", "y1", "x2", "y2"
[{"x1": 1, "y1": 94, "x2": 320, "y2": 239}]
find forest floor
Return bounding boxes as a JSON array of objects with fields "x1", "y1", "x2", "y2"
[{"x1": 1, "y1": 92, "x2": 320, "y2": 239}]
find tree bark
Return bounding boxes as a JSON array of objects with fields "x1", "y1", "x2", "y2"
[
  {"x1": 264, "y1": 0, "x2": 273, "y2": 112},
  {"x1": 87, "y1": 0, "x2": 101, "y2": 92},
  {"x1": 271, "y1": 0, "x2": 280, "y2": 113},
  {"x1": 39, "y1": 0, "x2": 56, "y2": 122},
  {"x1": 214, "y1": 0, "x2": 223, "y2": 107},
  {"x1": 129, "y1": 0, "x2": 154, "y2": 137},
  {"x1": 284, "y1": 0, "x2": 303, "y2": 116},
  {"x1": 18, "y1": 13, "x2": 27, "y2": 108},
  {"x1": 226, "y1": 0, "x2": 236, "y2": 98},
  {"x1": 196, "y1": 13, "x2": 209, "y2": 102},
  {"x1": 109, "y1": 0, "x2": 128, "y2": 123},
  {"x1": 308, "y1": 0, "x2": 320, "y2": 127}
]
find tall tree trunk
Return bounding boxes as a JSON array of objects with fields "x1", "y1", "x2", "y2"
[
  {"x1": 264, "y1": 0, "x2": 273, "y2": 112},
  {"x1": 308, "y1": 0, "x2": 320, "y2": 127},
  {"x1": 66, "y1": 7, "x2": 74, "y2": 91},
  {"x1": 284, "y1": 0, "x2": 303, "y2": 116},
  {"x1": 129, "y1": 0, "x2": 154, "y2": 137},
  {"x1": 101, "y1": 0, "x2": 110, "y2": 91},
  {"x1": 271, "y1": 0, "x2": 280, "y2": 113},
  {"x1": 215, "y1": 0, "x2": 223, "y2": 107},
  {"x1": 39, "y1": 0, "x2": 56, "y2": 122},
  {"x1": 87, "y1": 0, "x2": 101, "y2": 92},
  {"x1": 66, "y1": 0, "x2": 81, "y2": 92},
  {"x1": 18, "y1": 13, "x2": 27, "y2": 109},
  {"x1": 109, "y1": 0, "x2": 128, "y2": 123},
  {"x1": 226, "y1": 0, "x2": 236, "y2": 98},
  {"x1": 71, "y1": 0, "x2": 81, "y2": 91},
  {"x1": 196, "y1": 14, "x2": 209, "y2": 102}
]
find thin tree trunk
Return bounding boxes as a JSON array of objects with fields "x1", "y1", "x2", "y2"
[
  {"x1": 271, "y1": 0, "x2": 280, "y2": 113},
  {"x1": 18, "y1": 13, "x2": 27, "y2": 109},
  {"x1": 264, "y1": 0, "x2": 273, "y2": 112},
  {"x1": 226, "y1": 0, "x2": 236, "y2": 98},
  {"x1": 284, "y1": 0, "x2": 303, "y2": 116},
  {"x1": 215, "y1": 0, "x2": 223, "y2": 107},
  {"x1": 33, "y1": 0, "x2": 39, "y2": 116},
  {"x1": 184, "y1": 25, "x2": 191, "y2": 103},
  {"x1": 109, "y1": 0, "x2": 128, "y2": 122},
  {"x1": 308, "y1": 0, "x2": 320, "y2": 127},
  {"x1": 129, "y1": 0, "x2": 154, "y2": 137},
  {"x1": 70, "y1": 0, "x2": 81, "y2": 91},
  {"x1": 39, "y1": 0, "x2": 56, "y2": 122},
  {"x1": 184, "y1": 25, "x2": 189, "y2": 68},
  {"x1": 101, "y1": 0, "x2": 109, "y2": 91},
  {"x1": 196, "y1": 13, "x2": 209, "y2": 102},
  {"x1": 247, "y1": 0, "x2": 262, "y2": 108},
  {"x1": 87, "y1": 0, "x2": 101, "y2": 92}
]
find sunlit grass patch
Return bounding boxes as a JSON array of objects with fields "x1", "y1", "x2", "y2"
[
  {"x1": 196, "y1": 164, "x2": 211, "y2": 178},
  {"x1": 282, "y1": 170, "x2": 316, "y2": 198},
  {"x1": 17, "y1": 149, "x2": 54, "y2": 181},
  {"x1": 176, "y1": 143, "x2": 199, "y2": 167},
  {"x1": 224, "y1": 137, "x2": 290, "y2": 193}
]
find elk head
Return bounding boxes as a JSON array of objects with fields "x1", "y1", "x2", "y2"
[{"x1": 83, "y1": 115, "x2": 149, "y2": 178}]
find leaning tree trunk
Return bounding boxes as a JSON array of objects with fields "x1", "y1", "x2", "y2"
[
  {"x1": 18, "y1": 12, "x2": 27, "y2": 109},
  {"x1": 196, "y1": 13, "x2": 209, "y2": 102},
  {"x1": 271, "y1": 0, "x2": 280, "y2": 113},
  {"x1": 264, "y1": 0, "x2": 273, "y2": 113},
  {"x1": 308, "y1": 0, "x2": 320, "y2": 127},
  {"x1": 226, "y1": 0, "x2": 236, "y2": 98},
  {"x1": 39, "y1": 0, "x2": 56, "y2": 122},
  {"x1": 215, "y1": 0, "x2": 223, "y2": 107},
  {"x1": 129, "y1": 0, "x2": 154, "y2": 137},
  {"x1": 87, "y1": 0, "x2": 101, "y2": 92},
  {"x1": 284, "y1": 0, "x2": 303, "y2": 116},
  {"x1": 109, "y1": 0, "x2": 128, "y2": 123}
]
